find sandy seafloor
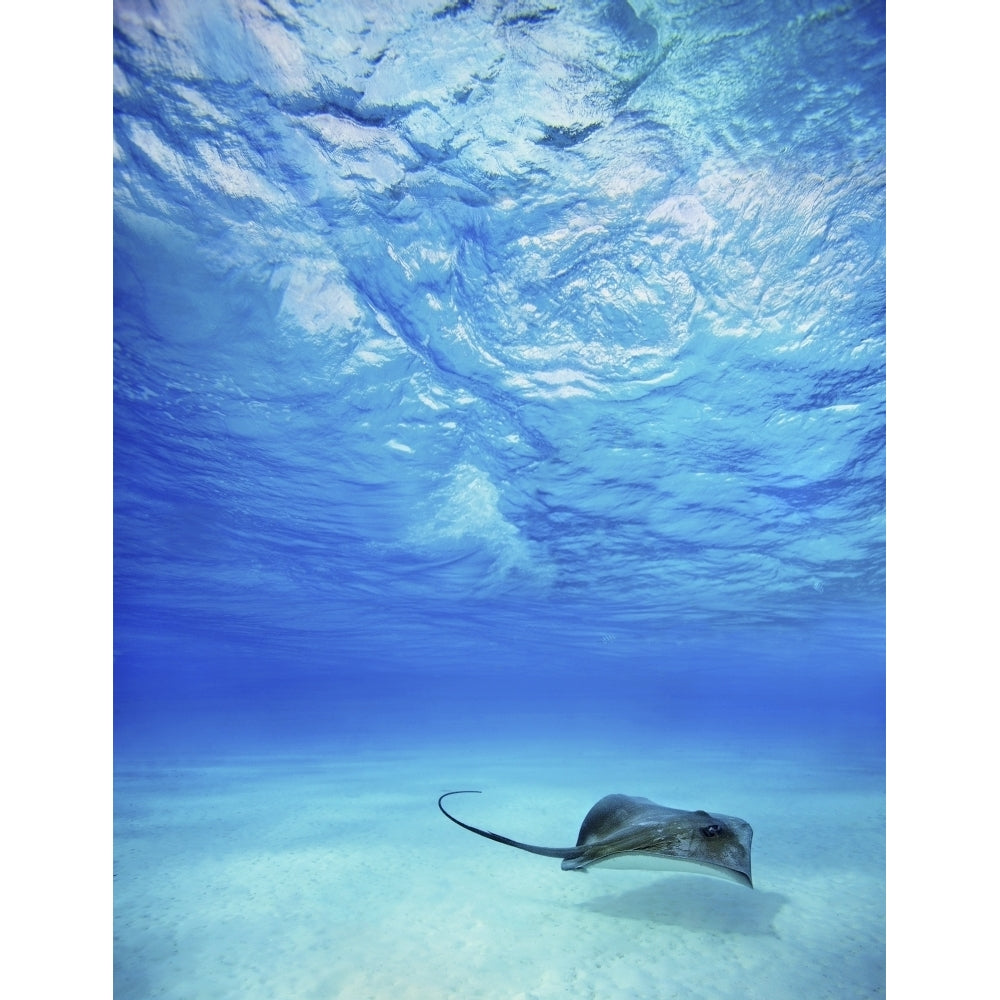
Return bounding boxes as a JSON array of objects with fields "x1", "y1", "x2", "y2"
[{"x1": 114, "y1": 734, "x2": 884, "y2": 1000}]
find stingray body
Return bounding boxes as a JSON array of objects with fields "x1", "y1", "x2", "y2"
[{"x1": 438, "y1": 790, "x2": 753, "y2": 888}]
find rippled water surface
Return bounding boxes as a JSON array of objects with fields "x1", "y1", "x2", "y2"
[{"x1": 115, "y1": 0, "x2": 884, "y2": 749}]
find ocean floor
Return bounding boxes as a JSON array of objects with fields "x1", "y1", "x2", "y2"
[{"x1": 114, "y1": 738, "x2": 885, "y2": 1000}]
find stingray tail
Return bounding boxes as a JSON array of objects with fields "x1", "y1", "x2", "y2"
[{"x1": 438, "y1": 791, "x2": 581, "y2": 860}]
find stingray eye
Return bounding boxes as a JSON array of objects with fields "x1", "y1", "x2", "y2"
[{"x1": 701, "y1": 824, "x2": 721, "y2": 838}]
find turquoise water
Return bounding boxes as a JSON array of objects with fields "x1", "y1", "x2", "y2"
[{"x1": 113, "y1": 1, "x2": 884, "y2": 996}]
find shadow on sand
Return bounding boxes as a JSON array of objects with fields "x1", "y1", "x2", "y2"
[{"x1": 578, "y1": 877, "x2": 786, "y2": 936}]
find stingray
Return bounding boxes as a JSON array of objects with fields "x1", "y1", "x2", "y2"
[{"x1": 438, "y1": 790, "x2": 753, "y2": 888}]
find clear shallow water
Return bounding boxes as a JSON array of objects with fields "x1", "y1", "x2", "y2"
[{"x1": 114, "y1": 0, "x2": 884, "y2": 996}]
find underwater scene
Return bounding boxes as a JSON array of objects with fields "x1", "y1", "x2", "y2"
[{"x1": 113, "y1": 1, "x2": 885, "y2": 997}]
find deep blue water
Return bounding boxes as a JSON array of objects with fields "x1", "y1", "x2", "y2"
[{"x1": 113, "y1": 0, "x2": 885, "y2": 759}]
